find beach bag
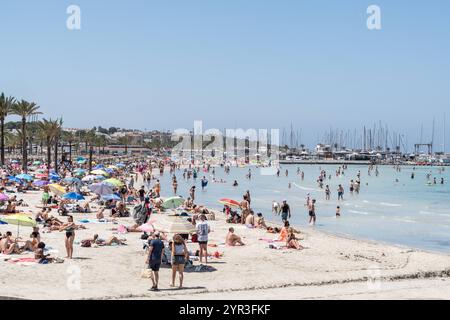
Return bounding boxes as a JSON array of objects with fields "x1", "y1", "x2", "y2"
[
  {"x1": 81, "y1": 240, "x2": 91, "y2": 247},
  {"x1": 140, "y1": 268, "x2": 153, "y2": 279}
]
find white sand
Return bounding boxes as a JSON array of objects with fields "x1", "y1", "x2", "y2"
[{"x1": 1, "y1": 186, "x2": 450, "y2": 300}]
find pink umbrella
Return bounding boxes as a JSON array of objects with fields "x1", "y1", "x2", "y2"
[{"x1": 0, "y1": 193, "x2": 9, "y2": 201}]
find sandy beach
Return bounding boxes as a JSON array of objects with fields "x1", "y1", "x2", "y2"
[{"x1": 2, "y1": 178, "x2": 450, "y2": 300}]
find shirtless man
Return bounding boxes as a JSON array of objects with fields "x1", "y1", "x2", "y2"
[
  {"x1": 240, "y1": 195, "x2": 250, "y2": 224},
  {"x1": 226, "y1": 227, "x2": 245, "y2": 246},
  {"x1": 245, "y1": 210, "x2": 255, "y2": 227}
]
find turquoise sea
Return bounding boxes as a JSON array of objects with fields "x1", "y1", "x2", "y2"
[{"x1": 154, "y1": 164, "x2": 450, "y2": 254}]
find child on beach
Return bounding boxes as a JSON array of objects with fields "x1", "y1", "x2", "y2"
[{"x1": 336, "y1": 206, "x2": 341, "y2": 217}]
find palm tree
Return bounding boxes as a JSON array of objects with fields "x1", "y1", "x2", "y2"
[
  {"x1": 12, "y1": 100, "x2": 42, "y2": 172},
  {"x1": 37, "y1": 119, "x2": 57, "y2": 170},
  {"x1": 0, "y1": 93, "x2": 15, "y2": 166},
  {"x1": 53, "y1": 118, "x2": 63, "y2": 171}
]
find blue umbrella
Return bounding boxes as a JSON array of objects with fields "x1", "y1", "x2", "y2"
[
  {"x1": 102, "y1": 193, "x2": 121, "y2": 201},
  {"x1": 49, "y1": 173, "x2": 61, "y2": 181},
  {"x1": 74, "y1": 168, "x2": 86, "y2": 174},
  {"x1": 0, "y1": 220, "x2": 7, "y2": 225},
  {"x1": 64, "y1": 177, "x2": 81, "y2": 184},
  {"x1": 77, "y1": 160, "x2": 86, "y2": 164},
  {"x1": 116, "y1": 163, "x2": 125, "y2": 168},
  {"x1": 104, "y1": 168, "x2": 114, "y2": 174},
  {"x1": 95, "y1": 175, "x2": 106, "y2": 180},
  {"x1": 16, "y1": 173, "x2": 33, "y2": 181},
  {"x1": 76, "y1": 157, "x2": 86, "y2": 161},
  {"x1": 93, "y1": 164, "x2": 104, "y2": 169},
  {"x1": 8, "y1": 176, "x2": 24, "y2": 184},
  {"x1": 63, "y1": 192, "x2": 85, "y2": 200}
]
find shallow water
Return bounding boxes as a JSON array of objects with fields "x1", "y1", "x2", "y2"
[{"x1": 153, "y1": 164, "x2": 450, "y2": 254}]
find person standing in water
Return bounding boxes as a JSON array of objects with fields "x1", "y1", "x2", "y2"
[
  {"x1": 325, "y1": 185, "x2": 331, "y2": 200},
  {"x1": 337, "y1": 184, "x2": 344, "y2": 201},
  {"x1": 308, "y1": 199, "x2": 316, "y2": 225},
  {"x1": 280, "y1": 200, "x2": 291, "y2": 223}
]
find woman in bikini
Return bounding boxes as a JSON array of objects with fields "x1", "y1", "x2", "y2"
[{"x1": 59, "y1": 215, "x2": 76, "y2": 259}]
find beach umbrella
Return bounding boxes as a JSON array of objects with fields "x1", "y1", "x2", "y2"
[
  {"x1": 89, "y1": 183, "x2": 113, "y2": 196},
  {"x1": 33, "y1": 180, "x2": 49, "y2": 187},
  {"x1": 116, "y1": 163, "x2": 125, "y2": 168},
  {"x1": 49, "y1": 173, "x2": 61, "y2": 181},
  {"x1": 107, "y1": 165, "x2": 118, "y2": 170},
  {"x1": 0, "y1": 214, "x2": 37, "y2": 237},
  {"x1": 81, "y1": 175, "x2": 97, "y2": 182},
  {"x1": 36, "y1": 168, "x2": 47, "y2": 174},
  {"x1": 104, "y1": 168, "x2": 115, "y2": 174},
  {"x1": 8, "y1": 176, "x2": 24, "y2": 184},
  {"x1": 162, "y1": 196, "x2": 184, "y2": 209},
  {"x1": 93, "y1": 164, "x2": 104, "y2": 170},
  {"x1": 77, "y1": 159, "x2": 86, "y2": 164},
  {"x1": 103, "y1": 178, "x2": 124, "y2": 187},
  {"x1": 64, "y1": 177, "x2": 81, "y2": 184},
  {"x1": 90, "y1": 169, "x2": 108, "y2": 176},
  {"x1": 63, "y1": 192, "x2": 85, "y2": 200},
  {"x1": 153, "y1": 216, "x2": 196, "y2": 234},
  {"x1": 34, "y1": 173, "x2": 48, "y2": 179},
  {"x1": 101, "y1": 193, "x2": 121, "y2": 201},
  {"x1": 48, "y1": 183, "x2": 66, "y2": 195},
  {"x1": 218, "y1": 198, "x2": 240, "y2": 208},
  {"x1": 33, "y1": 160, "x2": 42, "y2": 165},
  {"x1": 0, "y1": 193, "x2": 9, "y2": 201},
  {"x1": 15, "y1": 173, "x2": 33, "y2": 181},
  {"x1": 95, "y1": 175, "x2": 106, "y2": 180}
]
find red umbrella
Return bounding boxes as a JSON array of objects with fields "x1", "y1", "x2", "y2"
[{"x1": 218, "y1": 198, "x2": 240, "y2": 207}]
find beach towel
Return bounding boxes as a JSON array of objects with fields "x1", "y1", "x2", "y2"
[{"x1": 7, "y1": 257, "x2": 38, "y2": 266}]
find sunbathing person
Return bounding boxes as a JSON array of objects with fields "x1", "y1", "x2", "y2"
[
  {"x1": 19, "y1": 232, "x2": 40, "y2": 252},
  {"x1": 225, "y1": 227, "x2": 245, "y2": 246},
  {"x1": 0, "y1": 231, "x2": 20, "y2": 254},
  {"x1": 84, "y1": 234, "x2": 126, "y2": 246},
  {"x1": 286, "y1": 228, "x2": 304, "y2": 250},
  {"x1": 255, "y1": 213, "x2": 268, "y2": 229},
  {"x1": 34, "y1": 242, "x2": 55, "y2": 263},
  {"x1": 5, "y1": 200, "x2": 18, "y2": 214}
]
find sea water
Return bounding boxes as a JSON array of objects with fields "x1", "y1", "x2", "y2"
[{"x1": 153, "y1": 164, "x2": 450, "y2": 254}]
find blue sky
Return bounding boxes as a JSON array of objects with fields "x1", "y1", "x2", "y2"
[{"x1": 1, "y1": 0, "x2": 449, "y2": 149}]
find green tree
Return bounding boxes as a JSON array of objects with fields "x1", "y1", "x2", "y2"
[
  {"x1": 12, "y1": 100, "x2": 42, "y2": 172},
  {"x1": 0, "y1": 93, "x2": 15, "y2": 166}
]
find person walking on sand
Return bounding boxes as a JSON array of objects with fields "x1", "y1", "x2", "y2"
[
  {"x1": 196, "y1": 214, "x2": 210, "y2": 264},
  {"x1": 146, "y1": 232, "x2": 164, "y2": 291},
  {"x1": 171, "y1": 234, "x2": 189, "y2": 289},
  {"x1": 308, "y1": 199, "x2": 316, "y2": 225}
]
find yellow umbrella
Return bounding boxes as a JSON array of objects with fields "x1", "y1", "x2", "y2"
[
  {"x1": 0, "y1": 214, "x2": 37, "y2": 237},
  {"x1": 104, "y1": 178, "x2": 124, "y2": 187},
  {"x1": 91, "y1": 169, "x2": 108, "y2": 176},
  {"x1": 48, "y1": 183, "x2": 66, "y2": 196}
]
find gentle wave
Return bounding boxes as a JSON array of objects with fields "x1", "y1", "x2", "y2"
[
  {"x1": 379, "y1": 202, "x2": 402, "y2": 207},
  {"x1": 292, "y1": 183, "x2": 321, "y2": 192},
  {"x1": 349, "y1": 210, "x2": 370, "y2": 215}
]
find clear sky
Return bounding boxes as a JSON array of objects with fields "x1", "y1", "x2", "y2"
[{"x1": 1, "y1": 0, "x2": 449, "y2": 149}]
